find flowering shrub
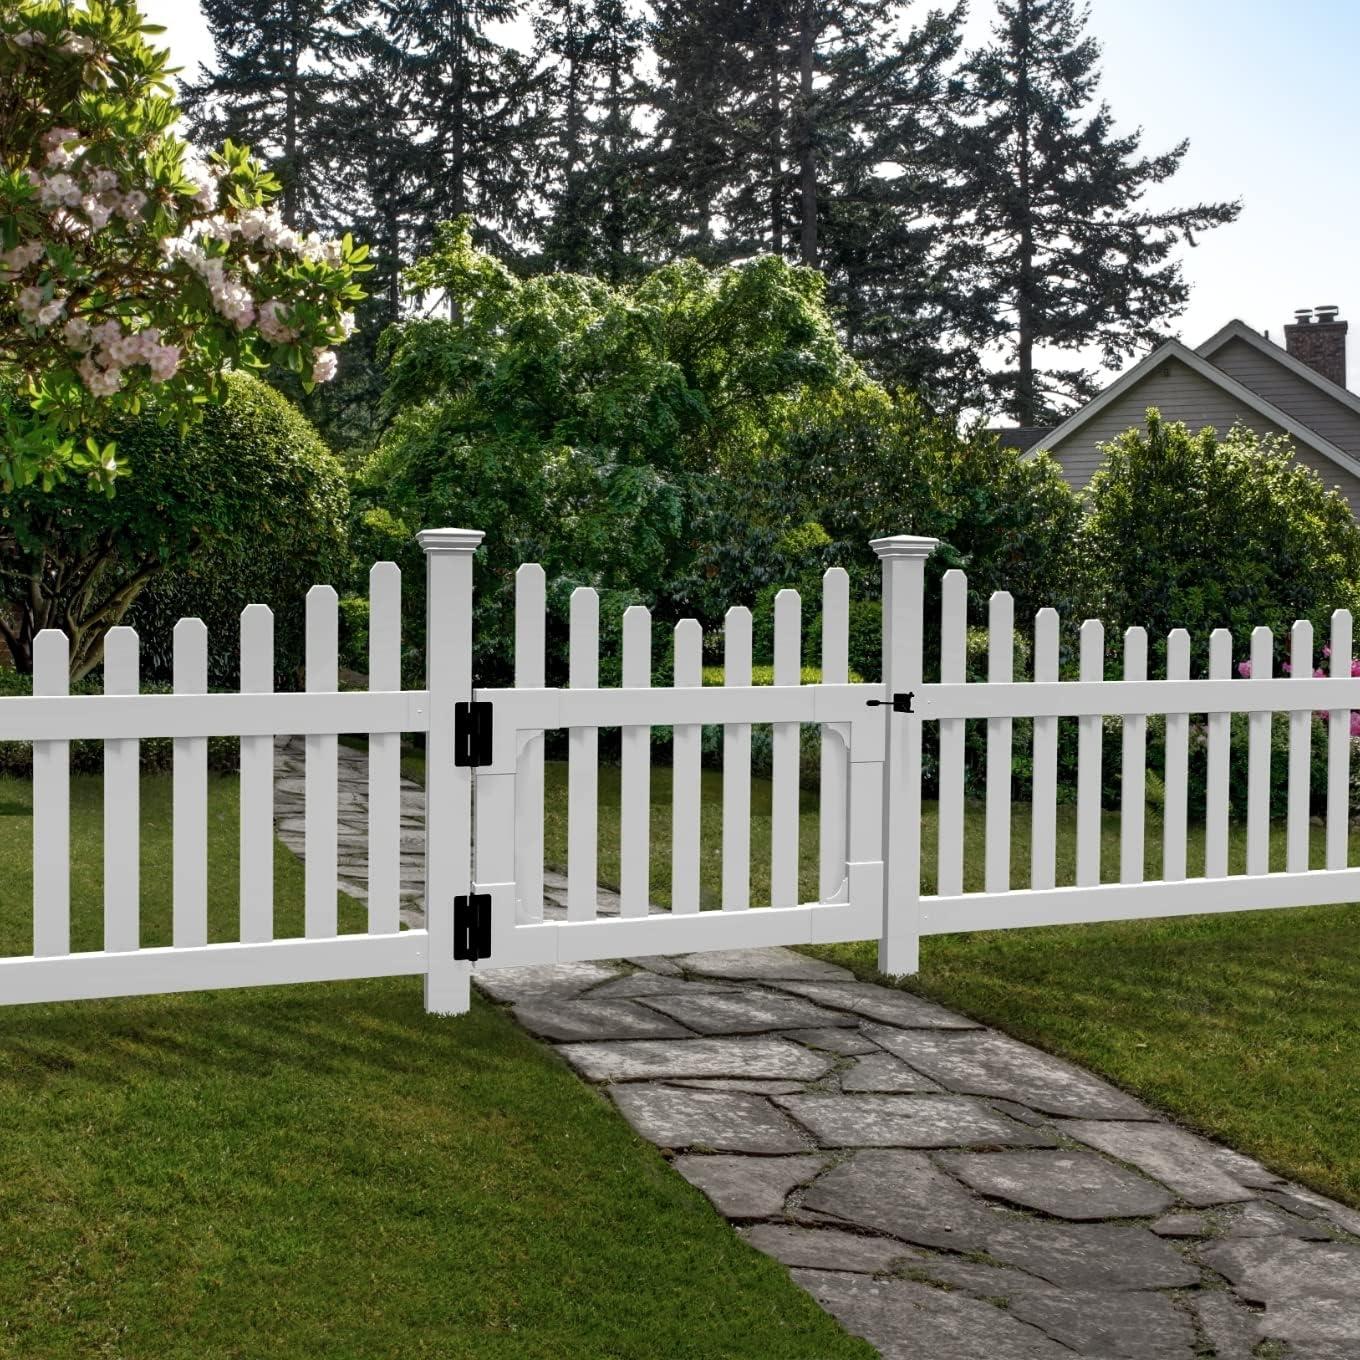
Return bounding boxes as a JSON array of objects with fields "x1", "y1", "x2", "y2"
[{"x1": 0, "y1": 0, "x2": 369, "y2": 492}]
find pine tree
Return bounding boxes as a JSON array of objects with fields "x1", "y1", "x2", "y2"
[
  {"x1": 376, "y1": 0, "x2": 548, "y2": 261},
  {"x1": 534, "y1": 0, "x2": 667, "y2": 278},
  {"x1": 181, "y1": 0, "x2": 369, "y2": 231},
  {"x1": 958, "y1": 0, "x2": 1240, "y2": 424}
]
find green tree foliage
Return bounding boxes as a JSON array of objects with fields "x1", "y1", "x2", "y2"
[
  {"x1": 1077, "y1": 411, "x2": 1360, "y2": 664},
  {"x1": 957, "y1": 0, "x2": 1240, "y2": 423},
  {"x1": 356, "y1": 218, "x2": 855, "y2": 681},
  {"x1": 0, "y1": 372, "x2": 348, "y2": 681}
]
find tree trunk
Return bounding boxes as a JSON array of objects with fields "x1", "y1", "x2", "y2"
[
  {"x1": 797, "y1": 0, "x2": 817, "y2": 267},
  {"x1": 768, "y1": 29, "x2": 783, "y2": 255},
  {"x1": 1014, "y1": 0, "x2": 1036, "y2": 425},
  {"x1": 284, "y1": 0, "x2": 300, "y2": 225}
]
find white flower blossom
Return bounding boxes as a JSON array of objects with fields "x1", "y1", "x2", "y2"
[{"x1": 311, "y1": 349, "x2": 338, "y2": 384}]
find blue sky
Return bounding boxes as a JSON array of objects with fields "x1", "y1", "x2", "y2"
[{"x1": 142, "y1": 0, "x2": 1360, "y2": 389}]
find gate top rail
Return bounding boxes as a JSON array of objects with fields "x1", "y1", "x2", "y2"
[{"x1": 916, "y1": 674, "x2": 1360, "y2": 721}]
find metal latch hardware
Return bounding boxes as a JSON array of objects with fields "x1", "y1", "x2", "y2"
[{"x1": 866, "y1": 692, "x2": 915, "y2": 714}]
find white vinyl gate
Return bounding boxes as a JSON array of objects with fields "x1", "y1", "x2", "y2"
[{"x1": 0, "y1": 525, "x2": 1356, "y2": 1015}]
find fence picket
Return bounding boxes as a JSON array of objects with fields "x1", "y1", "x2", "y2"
[
  {"x1": 1120, "y1": 627, "x2": 1148, "y2": 884},
  {"x1": 672, "y1": 619, "x2": 703, "y2": 914},
  {"x1": 1163, "y1": 629, "x2": 1191, "y2": 882},
  {"x1": 1031, "y1": 607, "x2": 1059, "y2": 890},
  {"x1": 239, "y1": 606, "x2": 275, "y2": 943},
  {"x1": 1287, "y1": 620, "x2": 1313, "y2": 874},
  {"x1": 305, "y1": 586, "x2": 339, "y2": 938},
  {"x1": 771, "y1": 589, "x2": 801, "y2": 907},
  {"x1": 367, "y1": 565, "x2": 401, "y2": 934},
  {"x1": 568, "y1": 588, "x2": 599, "y2": 921},
  {"x1": 723, "y1": 607, "x2": 753, "y2": 911},
  {"x1": 1327, "y1": 609, "x2": 1353, "y2": 871},
  {"x1": 1206, "y1": 628, "x2": 1232, "y2": 877},
  {"x1": 1076, "y1": 619, "x2": 1104, "y2": 887},
  {"x1": 620, "y1": 604, "x2": 652, "y2": 918},
  {"x1": 173, "y1": 618, "x2": 208, "y2": 947},
  {"x1": 102, "y1": 627, "x2": 140, "y2": 953},
  {"x1": 1247, "y1": 626, "x2": 1273, "y2": 876},
  {"x1": 818, "y1": 569, "x2": 850, "y2": 903},
  {"x1": 985, "y1": 592, "x2": 1014, "y2": 894},
  {"x1": 515, "y1": 564, "x2": 547, "y2": 923},
  {"x1": 938, "y1": 570, "x2": 968, "y2": 897},
  {"x1": 32, "y1": 630, "x2": 69, "y2": 958}
]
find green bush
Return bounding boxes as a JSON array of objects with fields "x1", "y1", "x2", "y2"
[{"x1": 1076, "y1": 411, "x2": 1360, "y2": 669}]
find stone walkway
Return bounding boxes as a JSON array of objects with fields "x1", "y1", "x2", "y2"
[{"x1": 272, "y1": 738, "x2": 1360, "y2": 1359}]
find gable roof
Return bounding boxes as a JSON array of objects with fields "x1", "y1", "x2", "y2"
[
  {"x1": 1026, "y1": 337, "x2": 1360, "y2": 482},
  {"x1": 1196, "y1": 318, "x2": 1360, "y2": 422}
]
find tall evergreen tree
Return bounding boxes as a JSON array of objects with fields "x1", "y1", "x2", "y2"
[
  {"x1": 182, "y1": 0, "x2": 369, "y2": 231},
  {"x1": 534, "y1": 0, "x2": 667, "y2": 278},
  {"x1": 958, "y1": 0, "x2": 1240, "y2": 424}
]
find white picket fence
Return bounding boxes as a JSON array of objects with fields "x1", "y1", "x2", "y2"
[{"x1": 0, "y1": 526, "x2": 1357, "y2": 1014}]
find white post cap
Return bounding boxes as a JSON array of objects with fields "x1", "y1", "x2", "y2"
[
  {"x1": 417, "y1": 528, "x2": 485, "y2": 554},
  {"x1": 870, "y1": 534, "x2": 938, "y2": 560}
]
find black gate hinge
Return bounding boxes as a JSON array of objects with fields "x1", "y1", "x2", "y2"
[
  {"x1": 454, "y1": 699, "x2": 493, "y2": 767},
  {"x1": 454, "y1": 892, "x2": 492, "y2": 962},
  {"x1": 866, "y1": 691, "x2": 915, "y2": 714}
]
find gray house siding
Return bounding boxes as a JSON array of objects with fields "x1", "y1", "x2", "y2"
[
  {"x1": 1042, "y1": 355, "x2": 1360, "y2": 515},
  {"x1": 1207, "y1": 336, "x2": 1360, "y2": 462}
]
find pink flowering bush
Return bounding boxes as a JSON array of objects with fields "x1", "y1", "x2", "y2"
[{"x1": 0, "y1": 0, "x2": 369, "y2": 492}]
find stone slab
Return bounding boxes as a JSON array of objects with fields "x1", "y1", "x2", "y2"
[
  {"x1": 669, "y1": 1078, "x2": 811, "y2": 1095},
  {"x1": 868, "y1": 1027, "x2": 1151, "y2": 1120},
  {"x1": 904, "y1": 1254, "x2": 1057, "y2": 1299},
  {"x1": 1201, "y1": 1236, "x2": 1360, "y2": 1304},
  {"x1": 511, "y1": 997, "x2": 693, "y2": 1043},
  {"x1": 986, "y1": 1221, "x2": 1202, "y2": 1291},
  {"x1": 1264, "y1": 1294, "x2": 1360, "y2": 1345},
  {"x1": 672, "y1": 1153, "x2": 828, "y2": 1219},
  {"x1": 583, "y1": 973, "x2": 737, "y2": 999},
  {"x1": 624, "y1": 954, "x2": 684, "y2": 976},
  {"x1": 935, "y1": 1149, "x2": 1175, "y2": 1221},
  {"x1": 778, "y1": 1094, "x2": 1056, "y2": 1150},
  {"x1": 1062, "y1": 1120, "x2": 1257, "y2": 1206},
  {"x1": 770, "y1": 978, "x2": 980, "y2": 1029},
  {"x1": 474, "y1": 961, "x2": 620, "y2": 1005},
  {"x1": 800, "y1": 1149, "x2": 1008, "y2": 1252},
  {"x1": 1223, "y1": 1198, "x2": 1338, "y2": 1240},
  {"x1": 839, "y1": 1052, "x2": 943, "y2": 1093},
  {"x1": 1006, "y1": 1287, "x2": 1198, "y2": 1359},
  {"x1": 1151, "y1": 1212, "x2": 1206, "y2": 1238},
  {"x1": 559, "y1": 1036, "x2": 835, "y2": 1084},
  {"x1": 1191, "y1": 1291, "x2": 1265, "y2": 1359},
  {"x1": 670, "y1": 947, "x2": 854, "y2": 982},
  {"x1": 782, "y1": 1027, "x2": 880, "y2": 1056},
  {"x1": 790, "y1": 1271, "x2": 1075, "y2": 1360},
  {"x1": 1261, "y1": 1184, "x2": 1360, "y2": 1237},
  {"x1": 608, "y1": 1084, "x2": 811, "y2": 1154},
  {"x1": 740, "y1": 1223, "x2": 920, "y2": 1274},
  {"x1": 637, "y1": 989, "x2": 859, "y2": 1035}
]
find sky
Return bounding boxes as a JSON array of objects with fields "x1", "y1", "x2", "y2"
[{"x1": 140, "y1": 0, "x2": 1360, "y2": 390}]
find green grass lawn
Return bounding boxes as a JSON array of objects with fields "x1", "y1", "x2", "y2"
[
  {"x1": 0, "y1": 774, "x2": 872, "y2": 1360},
  {"x1": 531, "y1": 757, "x2": 1360, "y2": 1209}
]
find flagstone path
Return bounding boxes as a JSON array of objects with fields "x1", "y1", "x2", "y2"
[{"x1": 273, "y1": 735, "x2": 1360, "y2": 1359}]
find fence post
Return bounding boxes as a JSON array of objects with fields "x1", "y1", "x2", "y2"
[
  {"x1": 419, "y1": 527, "x2": 484, "y2": 1016},
  {"x1": 872, "y1": 534, "x2": 938, "y2": 976}
]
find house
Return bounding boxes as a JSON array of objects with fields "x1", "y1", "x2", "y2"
[{"x1": 994, "y1": 308, "x2": 1360, "y2": 515}]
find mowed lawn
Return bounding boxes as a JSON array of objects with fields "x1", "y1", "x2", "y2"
[
  {"x1": 536, "y1": 757, "x2": 1360, "y2": 1207},
  {"x1": 0, "y1": 774, "x2": 873, "y2": 1360}
]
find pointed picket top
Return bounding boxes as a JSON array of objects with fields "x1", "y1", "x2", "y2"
[
  {"x1": 1123, "y1": 626, "x2": 1148, "y2": 678},
  {"x1": 306, "y1": 585, "x2": 339, "y2": 693},
  {"x1": 1291, "y1": 619, "x2": 1313, "y2": 671},
  {"x1": 1034, "y1": 609, "x2": 1059, "y2": 682},
  {"x1": 1331, "y1": 609, "x2": 1353, "y2": 676},
  {"x1": 1079, "y1": 618, "x2": 1105, "y2": 677},
  {"x1": 820, "y1": 569, "x2": 848, "y2": 686},
  {"x1": 104, "y1": 626, "x2": 139, "y2": 694},
  {"x1": 988, "y1": 592, "x2": 1014, "y2": 683},
  {"x1": 569, "y1": 587, "x2": 599, "y2": 688},
  {"x1": 33, "y1": 629, "x2": 68, "y2": 696},
  {"x1": 1250, "y1": 625, "x2": 1273, "y2": 677},
  {"x1": 674, "y1": 618, "x2": 703, "y2": 687},
  {"x1": 173, "y1": 617, "x2": 207, "y2": 690},
  {"x1": 1209, "y1": 627, "x2": 1231, "y2": 675},
  {"x1": 240, "y1": 604, "x2": 274, "y2": 694},
  {"x1": 774, "y1": 588, "x2": 801, "y2": 684},
  {"x1": 622, "y1": 605, "x2": 652, "y2": 688},
  {"x1": 725, "y1": 607, "x2": 753, "y2": 686}
]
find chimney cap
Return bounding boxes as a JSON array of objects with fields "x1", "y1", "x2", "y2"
[
  {"x1": 1294, "y1": 308, "x2": 1314, "y2": 323},
  {"x1": 1316, "y1": 304, "x2": 1342, "y2": 321}
]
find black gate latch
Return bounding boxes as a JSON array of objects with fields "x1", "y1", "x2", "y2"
[
  {"x1": 454, "y1": 892, "x2": 492, "y2": 962},
  {"x1": 454, "y1": 699, "x2": 493, "y2": 767},
  {"x1": 866, "y1": 691, "x2": 915, "y2": 714}
]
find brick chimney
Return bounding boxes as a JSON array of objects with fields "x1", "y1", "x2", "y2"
[{"x1": 1284, "y1": 306, "x2": 1348, "y2": 388}]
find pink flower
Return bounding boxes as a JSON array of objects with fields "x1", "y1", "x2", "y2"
[{"x1": 1237, "y1": 660, "x2": 1252, "y2": 678}]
